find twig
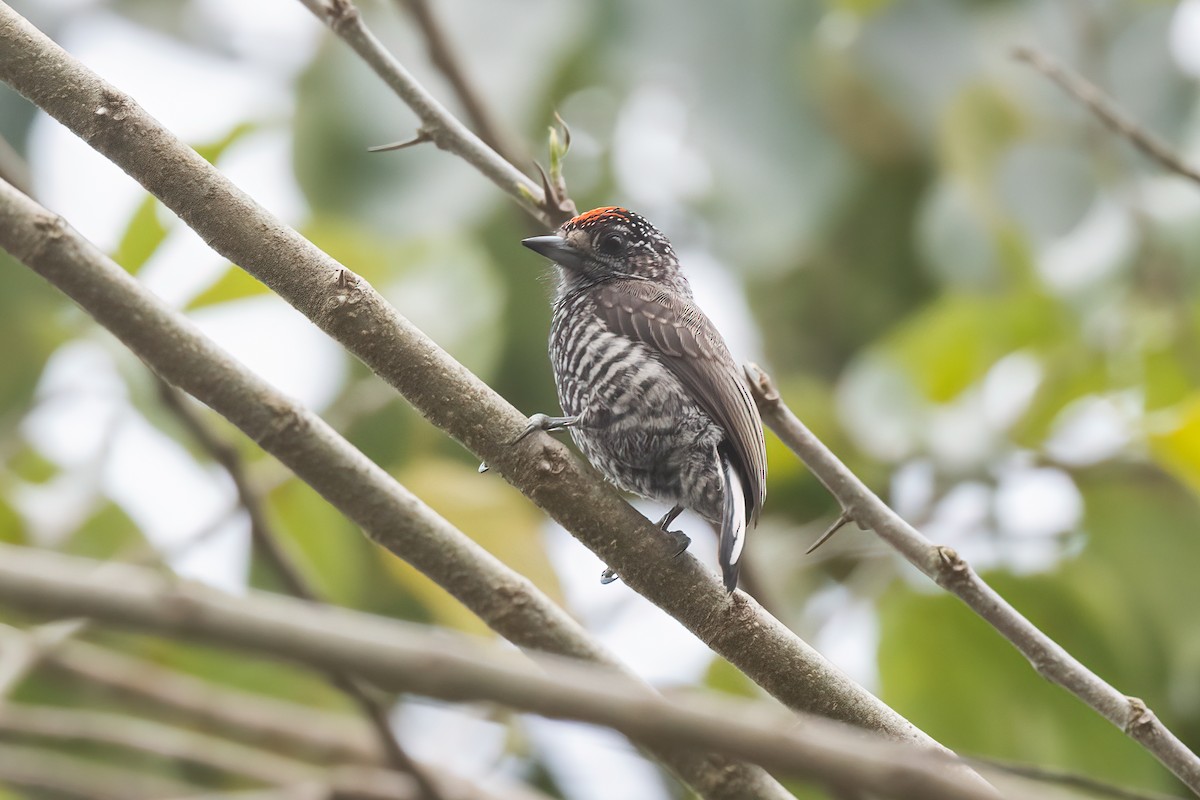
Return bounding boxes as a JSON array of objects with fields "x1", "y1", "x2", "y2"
[
  {"x1": 968, "y1": 755, "x2": 1188, "y2": 800},
  {"x1": 395, "y1": 0, "x2": 521, "y2": 168},
  {"x1": 293, "y1": 0, "x2": 562, "y2": 226},
  {"x1": 0, "y1": 543, "x2": 1005, "y2": 800},
  {"x1": 745, "y1": 362, "x2": 1200, "y2": 795},
  {"x1": 0, "y1": 170, "x2": 790, "y2": 800},
  {"x1": 43, "y1": 634, "x2": 380, "y2": 764},
  {"x1": 0, "y1": 617, "x2": 85, "y2": 698},
  {"x1": 0, "y1": 741, "x2": 200, "y2": 800},
  {"x1": 0, "y1": 702, "x2": 323, "y2": 785},
  {"x1": 1012, "y1": 45, "x2": 1200, "y2": 187}
]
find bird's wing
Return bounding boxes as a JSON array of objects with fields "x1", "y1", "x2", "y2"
[{"x1": 595, "y1": 280, "x2": 766, "y2": 521}]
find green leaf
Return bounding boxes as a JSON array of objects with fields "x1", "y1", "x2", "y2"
[
  {"x1": 380, "y1": 458, "x2": 562, "y2": 636},
  {"x1": 111, "y1": 195, "x2": 168, "y2": 275},
  {"x1": 63, "y1": 502, "x2": 144, "y2": 560},
  {"x1": 193, "y1": 121, "x2": 258, "y2": 164},
  {"x1": 883, "y1": 291, "x2": 1065, "y2": 402},
  {"x1": 1149, "y1": 393, "x2": 1200, "y2": 499},
  {"x1": 185, "y1": 264, "x2": 268, "y2": 310}
]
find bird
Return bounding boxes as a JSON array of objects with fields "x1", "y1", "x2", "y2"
[{"x1": 519, "y1": 206, "x2": 766, "y2": 592}]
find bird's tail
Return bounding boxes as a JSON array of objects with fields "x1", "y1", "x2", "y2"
[{"x1": 719, "y1": 452, "x2": 748, "y2": 593}]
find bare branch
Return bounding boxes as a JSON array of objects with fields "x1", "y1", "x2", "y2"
[
  {"x1": 1012, "y1": 45, "x2": 1200, "y2": 186},
  {"x1": 0, "y1": 703, "x2": 322, "y2": 785},
  {"x1": 43, "y1": 636, "x2": 381, "y2": 765},
  {"x1": 0, "y1": 543, "x2": 1005, "y2": 800},
  {"x1": 0, "y1": 742, "x2": 200, "y2": 800},
  {"x1": 745, "y1": 362, "x2": 1200, "y2": 795},
  {"x1": 293, "y1": 0, "x2": 560, "y2": 226}
]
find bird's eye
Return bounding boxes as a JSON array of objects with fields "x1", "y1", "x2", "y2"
[{"x1": 597, "y1": 233, "x2": 626, "y2": 256}]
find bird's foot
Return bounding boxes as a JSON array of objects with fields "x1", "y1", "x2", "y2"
[
  {"x1": 599, "y1": 567, "x2": 619, "y2": 585},
  {"x1": 664, "y1": 529, "x2": 691, "y2": 558},
  {"x1": 512, "y1": 412, "x2": 581, "y2": 445}
]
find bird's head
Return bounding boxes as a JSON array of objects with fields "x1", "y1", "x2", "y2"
[{"x1": 523, "y1": 207, "x2": 690, "y2": 295}]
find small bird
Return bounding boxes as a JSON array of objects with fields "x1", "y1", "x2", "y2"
[{"x1": 520, "y1": 207, "x2": 766, "y2": 592}]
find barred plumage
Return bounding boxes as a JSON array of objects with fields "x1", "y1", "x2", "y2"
[{"x1": 521, "y1": 207, "x2": 767, "y2": 592}]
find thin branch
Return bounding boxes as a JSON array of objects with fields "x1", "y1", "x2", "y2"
[
  {"x1": 1012, "y1": 45, "x2": 1200, "y2": 186},
  {"x1": 0, "y1": 132, "x2": 32, "y2": 197},
  {"x1": 395, "y1": 0, "x2": 521, "y2": 168},
  {"x1": 42, "y1": 635, "x2": 380, "y2": 764},
  {"x1": 0, "y1": 16, "x2": 977, "y2": 787},
  {"x1": 0, "y1": 169, "x2": 789, "y2": 800},
  {"x1": 745, "y1": 363, "x2": 1200, "y2": 795},
  {"x1": 968, "y1": 756, "x2": 1188, "y2": 800},
  {"x1": 292, "y1": 0, "x2": 562, "y2": 226},
  {"x1": 0, "y1": 742, "x2": 200, "y2": 800},
  {"x1": 0, "y1": 703, "x2": 322, "y2": 786},
  {"x1": 0, "y1": 543, "x2": 1005, "y2": 800}
]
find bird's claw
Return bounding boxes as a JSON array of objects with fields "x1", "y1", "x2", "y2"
[
  {"x1": 665, "y1": 530, "x2": 691, "y2": 558},
  {"x1": 599, "y1": 567, "x2": 619, "y2": 585},
  {"x1": 511, "y1": 413, "x2": 552, "y2": 445}
]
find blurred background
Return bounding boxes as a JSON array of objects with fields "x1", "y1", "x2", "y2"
[{"x1": 2, "y1": 0, "x2": 1200, "y2": 797}]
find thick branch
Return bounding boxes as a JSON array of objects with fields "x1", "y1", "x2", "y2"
[
  {"x1": 0, "y1": 175, "x2": 784, "y2": 799},
  {"x1": 0, "y1": 544, "x2": 1004, "y2": 800},
  {"x1": 746, "y1": 363, "x2": 1200, "y2": 795},
  {"x1": 0, "y1": 13, "x2": 970, "y2": 780},
  {"x1": 1012, "y1": 45, "x2": 1200, "y2": 186}
]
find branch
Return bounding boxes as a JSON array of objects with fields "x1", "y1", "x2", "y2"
[
  {"x1": 293, "y1": 0, "x2": 564, "y2": 226},
  {"x1": 0, "y1": 132, "x2": 32, "y2": 197},
  {"x1": 745, "y1": 363, "x2": 1200, "y2": 795},
  {"x1": 1012, "y1": 45, "x2": 1200, "y2": 187},
  {"x1": 0, "y1": 742, "x2": 200, "y2": 800},
  {"x1": 0, "y1": 702, "x2": 323, "y2": 786},
  {"x1": 0, "y1": 171, "x2": 786, "y2": 800},
  {"x1": 42, "y1": 636, "x2": 380, "y2": 764},
  {"x1": 157, "y1": 382, "x2": 447, "y2": 800},
  {"x1": 0, "y1": 9, "x2": 972, "y2": 774},
  {"x1": 394, "y1": 0, "x2": 522, "y2": 169},
  {"x1": 0, "y1": 544, "x2": 1005, "y2": 800}
]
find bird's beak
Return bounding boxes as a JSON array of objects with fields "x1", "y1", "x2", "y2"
[{"x1": 522, "y1": 235, "x2": 585, "y2": 271}]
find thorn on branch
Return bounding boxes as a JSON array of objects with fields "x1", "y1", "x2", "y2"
[
  {"x1": 367, "y1": 131, "x2": 432, "y2": 152},
  {"x1": 806, "y1": 510, "x2": 854, "y2": 554}
]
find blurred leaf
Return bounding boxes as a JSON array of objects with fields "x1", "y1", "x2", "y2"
[
  {"x1": 111, "y1": 195, "x2": 168, "y2": 275},
  {"x1": 265, "y1": 478, "x2": 376, "y2": 608},
  {"x1": 381, "y1": 459, "x2": 562, "y2": 636},
  {"x1": 8, "y1": 444, "x2": 58, "y2": 484},
  {"x1": 702, "y1": 655, "x2": 760, "y2": 699},
  {"x1": 1149, "y1": 393, "x2": 1200, "y2": 498},
  {"x1": 0, "y1": 498, "x2": 24, "y2": 545},
  {"x1": 193, "y1": 121, "x2": 257, "y2": 164},
  {"x1": 185, "y1": 264, "x2": 268, "y2": 310},
  {"x1": 940, "y1": 82, "x2": 1023, "y2": 206},
  {"x1": 63, "y1": 501, "x2": 144, "y2": 560},
  {"x1": 883, "y1": 291, "x2": 1064, "y2": 402}
]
